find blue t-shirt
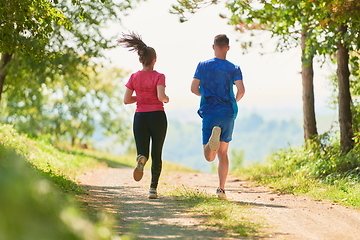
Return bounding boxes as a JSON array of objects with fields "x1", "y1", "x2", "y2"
[{"x1": 194, "y1": 58, "x2": 243, "y2": 119}]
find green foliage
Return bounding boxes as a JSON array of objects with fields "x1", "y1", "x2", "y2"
[
  {"x1": 1, "y1": 65, "x2": 131, "y2": 146},
  {"x1": 264, "y1": 131, "x2": 360, "y2": 179},
  {"x1": 0, "y1": 0, "x2": 141, "y2": 144},
  {"x1": 0, "y1": 0, "x2": 69, "y2": 57},
  {"x1": 0, "y1": 124, "x2": 106, "y2": 186},
  {"x1": 0, "y1": 127, "x2": 118, "y2": 240},
  {"x1": 238, "y1": 130, "x2": 360, "y2": 208},
  {"x1": 0, "y1": 0, "x2": 138, "y2": 58}
]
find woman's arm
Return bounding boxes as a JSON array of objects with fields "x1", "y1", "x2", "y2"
[
  {"x1": 157, "y1": 85, "x2": 169, "y2": 103},
  {"x1": 124, "y1": 88, "x2": 137, "y2": 104},
  {"x1": 234, "y1": 80, "x2": 245, "y2": 102}
]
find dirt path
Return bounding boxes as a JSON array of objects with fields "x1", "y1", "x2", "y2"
[{"x1": 78, "y1": 168, "x2": 360, "y2": 239}]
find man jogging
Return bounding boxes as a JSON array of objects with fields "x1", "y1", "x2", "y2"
[{"x1": 191, "y1": 34, "x2": 245, "y2": 199}]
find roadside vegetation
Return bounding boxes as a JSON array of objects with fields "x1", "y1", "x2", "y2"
[
  {"x1": 0, "y1": 124, "x2": 122, "y2": 240},
  {"x1": 231, "y1": 133, "x2": 360, "y2": 209}
]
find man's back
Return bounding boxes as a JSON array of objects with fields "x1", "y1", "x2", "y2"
[{"x1": 194, "y1": 57, "x2": 242, "y2": 118}]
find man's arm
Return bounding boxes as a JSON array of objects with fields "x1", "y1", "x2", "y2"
[
  {"x1": 191, "y1": 78, "x2": 201, "y2": 96},
  {"x1": 234, "y1": 80, "x2": 245, "y2": 102}
]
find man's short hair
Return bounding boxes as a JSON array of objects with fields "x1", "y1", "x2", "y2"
[{"x1": 214, "y1": 34, "x2": 229, "y2": 47}]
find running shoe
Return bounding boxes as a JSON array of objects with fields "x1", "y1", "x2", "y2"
[
  {"x1": 148, "y1": 188, "x2": 158, "y2": 199},
  {"x1": 133, "y1": 155, "x2": 148, "y2": 182},
  {"x1": 216, "y1": 188, "x2": 227, "y2": 200},
  {"x1": 208, "y1": 126, "x2": 221, "y2": 151}
]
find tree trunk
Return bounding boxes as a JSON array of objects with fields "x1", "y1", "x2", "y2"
[
  {"x1": 0, "y1": 53, "x2": 13, "y2": 102},
  {"x1": 337, "y1": 24, "x2": 353, "y2": 153},
  {"x1": 301, "y1": 29, "x2": 318, "y2": 143}
]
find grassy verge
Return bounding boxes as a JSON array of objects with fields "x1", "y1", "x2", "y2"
[
  {"x1": 231, "y1": 143, "x2": 360, "y2": 209},
  {"x1": 166, "y1": 186, "x2": 267, "y2": 238},
  {"x1": 0, "y1": 125, "x2": 142, "y2": 239},
  {"x1": 0, "y1": 133, "x2": 117, "y2": 239}
]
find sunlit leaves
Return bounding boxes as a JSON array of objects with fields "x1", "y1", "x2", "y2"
[
  {"x1": 0, "y1": 0, "x2": 142, "y2": 144},
  {"x1": 0, "y1": 0, "x2": 69, "y2": 58}
]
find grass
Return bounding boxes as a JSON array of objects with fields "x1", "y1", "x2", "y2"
[
  {"x1": 0, "y1": 125, "x2": 128, "y2": 239},
  {"x1": 0, "y1": 144, "x2": 118, "y2": 240},
  {"x1": 231, "y1": 144, "x2": 360, "y2": 209},
  {"x1": 166, "y1": 186, "x2": 267, "y2": 238}
]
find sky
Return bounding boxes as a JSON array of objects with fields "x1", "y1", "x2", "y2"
[{"x1": 104, "y1": 0, "x2": 337, "y2": 120}]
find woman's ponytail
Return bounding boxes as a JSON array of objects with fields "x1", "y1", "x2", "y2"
[{"x1": 118, "y1": 32, "x2": 156, "y2": 66}]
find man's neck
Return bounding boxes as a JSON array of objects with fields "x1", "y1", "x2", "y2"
[{"x1": 214, "y1": 54, "x2": 227, "y2": 60}]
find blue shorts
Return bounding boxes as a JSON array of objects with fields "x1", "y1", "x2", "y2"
[{"x1": 202, "y1": 114, "x2": 235, "y2": 145}]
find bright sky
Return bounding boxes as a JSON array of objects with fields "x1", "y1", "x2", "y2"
[{"x1": 104, "y1": 0, "x2": 336, "y2": 116}]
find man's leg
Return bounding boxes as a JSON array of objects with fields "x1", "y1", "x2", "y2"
[
  {"x1": 203, "y1": 126, "x2": 221, "y2": 162},
  {"x1": 203, "y1": 143, "x2": 217, "y2": 162},
  {"x1": 217, "y1": 141, "x2": 229, "y2": 190}
]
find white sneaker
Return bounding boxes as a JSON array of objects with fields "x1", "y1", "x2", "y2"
[
  {"x1": 148, "y1": 188, "x2": 158, "y2": 199},
  {"x1": 208, "y1": 126, "x2": 221, "y2": 151},
  {"x1": 216, "y1": 188, "x2": 227, "y2": 200}
]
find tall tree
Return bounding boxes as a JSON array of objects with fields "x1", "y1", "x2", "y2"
[
  {"x1": 0, "y1": 0, "x2": 68, "y2": 99},
  {"x1": 301, "y1": 26, "x2": 318, "y2": 142},
  {"x1": 0, "y1": 0, "x2": 138, "y2": 101},
  {"x1": 0, "y1": 0, "x2": 141, "y2": 144},
  {"x1": 320, "y1": 0, "x2": 360, "y2": 152},
  {"x1": 337, "y1": 24, "x2": 353, "y2": 152}
]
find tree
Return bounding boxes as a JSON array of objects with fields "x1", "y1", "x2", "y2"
[
  {"x1": 0, "y1": 0, "x2": 138, "y2": 101},
  {"x1": 0, "y1": 0, "x2": 141, "y2": 144},
  {"x1": 0, "y1": 0, "x2": 69, "y2": 100},
  {"x1": 318, "y1": 0, "x2": 360, "y2": 152},
  {"x1": 337, "y1": 24, "x2": 353, "y2": 152}
]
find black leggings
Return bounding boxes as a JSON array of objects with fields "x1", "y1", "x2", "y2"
[{"x1": 133, "y1": 111, "x2": 167, "y2": 189}]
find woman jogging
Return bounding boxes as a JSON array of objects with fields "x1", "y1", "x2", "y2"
[{"x1": 118, "y1": 32, "x2": 169, "y2": 199}]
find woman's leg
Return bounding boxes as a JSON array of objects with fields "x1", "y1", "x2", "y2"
[
  {"x1": 133, "y1": 112, "x2": 151, "y2": 159},
  {"x1": 148, "y1": 111, "x2": 167, "y2": 189}
]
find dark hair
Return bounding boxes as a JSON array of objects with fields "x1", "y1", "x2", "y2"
[
  {"x1": 118, "y1": 32, "x2": 156, "y2": 66},
  {"x1": 214, "y1": 34, "x2": 229, "y2": 48}
]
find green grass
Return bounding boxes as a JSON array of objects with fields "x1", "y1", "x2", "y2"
[
  {"x1": 231, "y1": 143, "x2": 360, "y2": 209},
  {"x1": 0, "y1": 144, "x2": 117, "y2": 240},
  {"x1": 0, "y1": 125, "x2": 124, "y2": 239},
  {"x1": 166, "y1": 186, "x2": 267, "y2": 238}
]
